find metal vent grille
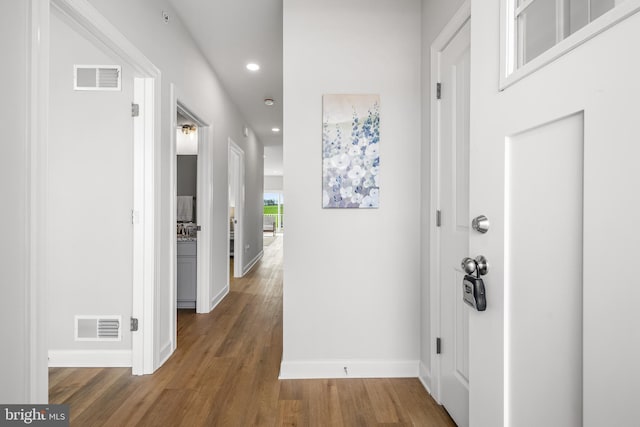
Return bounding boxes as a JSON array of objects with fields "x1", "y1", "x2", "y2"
[
  {"x1": 75, "y1": 315, "x2": 122, "y2": 341},
  {"x1": 74, "y1": 65, "x2": 121, "y2": 91},
  {"x1": 98, "y1": 319, "x2": 120, "y2": 339}
]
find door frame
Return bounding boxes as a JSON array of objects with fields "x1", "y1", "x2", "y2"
[
  {"x1": 168, "y1": 88, "x2": 214, "y2": 354},
  {"x1": 429, "y1": 0, "x2": 471, "y2": 403},
  {"x1": 228, "y1": 139, "x2": 245, "y2": 279},
  {"x1": 30, "y1": 0, "x2": 160, "y2": 386}
]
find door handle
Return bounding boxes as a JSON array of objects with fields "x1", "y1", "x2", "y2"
[{"x1": 461, "y1": 255, "x2": 489, "y2": 276}]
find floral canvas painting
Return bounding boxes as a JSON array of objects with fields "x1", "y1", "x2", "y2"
[{"x1": 322, "y1": 94, "x2": 380, "y2": 208}]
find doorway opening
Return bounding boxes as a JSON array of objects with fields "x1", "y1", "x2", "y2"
[
  {"x1": 263, "y1": 191, "x2": 283, "y2": 247},
  {"x1": 169, "y1": 98, "x2": 212, "y2": 357},
  {"x1": 40, "y1": 0, "x2": 158, "y2": 384},
  {"x1": 228, "y1": 139, "x2": 245, "y2": 280},
  {"x1": 429, "y1": 3, "x2": 471, "y2": 427},
  {"x1": 176, "y1": 111, "x2": 198, "y2": 313}
]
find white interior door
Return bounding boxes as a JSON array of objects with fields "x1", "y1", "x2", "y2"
[
  {"x1": 469, "y1": 3, "x2": 640, "y2": 427},
  {"x1": 438, "y1": 17, "x2": 471, "y2": 427},
  {"x1": 229, "y1": 139, "x2": 245, "y2": 278}
]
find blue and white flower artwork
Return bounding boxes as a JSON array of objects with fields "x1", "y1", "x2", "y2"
[{"x1": 322, "y1": 94, "x2": 380, "y2": 209}]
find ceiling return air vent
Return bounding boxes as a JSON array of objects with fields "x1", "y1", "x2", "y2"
[
  {"x1": 75, "y1": 315, "x2": 122, "y2": 341},
  {"x1": 74, "y1": 65, "x2": 121, "y2": 91}
]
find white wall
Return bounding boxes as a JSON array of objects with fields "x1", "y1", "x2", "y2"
[
  {"x1": 419, "y1": 0, "x2": 466, "y2": 387},
  {"x1": 264, "y1": 176, "x2": 283, "y2": 192},
  {"x1": 86, "y1": 0, "x2": 264, "y2": 363},
  {"x1": 177, "y1": 156, "x2": 197, "y2": 197},
  {"x1": 47, "y1": 9, "x2": 135, "y2": 355},
  {"x1": 281, "y1": 0, "x2": 422, "y2": 377},
  {"x1": 0, "y1": 0, "x2": 31, "y2": 403}
]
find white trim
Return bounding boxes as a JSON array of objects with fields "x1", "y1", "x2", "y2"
[
  {"x1": 28, "y1": 0, "x2": 51, "y2": 404},
  {"x1": 132, "y1": 76, "x2": 156, "y2": 376},
  {"x1": 429, "y1": 0, "x2": 471, "y2": 404},
  {"x1": 279, "y1": 360, "x2": 419, "y2": 379},
  {"x1": 419, "y1": 361, "x2": 434, "y2": 398},
  {"x1": 158, "y1": 340, "x2": 173, "y2": 368},
  {"x1": 168, "y1": 84, "x2": 178, "y2": 361},
  {"x1": 242, "y1": 250, "x2": 264, "y2": 276},
  {"x1": 192, "y1": 116, "x2": 212, "y2": 314},
  {"x1": 500, "y1": 0, "x2": 640, "y2": 89},
  {"x1": 48, "y1": 350, "x2": 132, "y2": 367},
  {"x1": 210, "y1": 284, "x2": 229, "y2": 311}
]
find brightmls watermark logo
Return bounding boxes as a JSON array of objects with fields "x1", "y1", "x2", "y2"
[{"x1": 0, "y1": 405, "x2": 68, "y2": 426}]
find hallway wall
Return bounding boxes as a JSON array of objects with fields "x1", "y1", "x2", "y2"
[
  {"x1": 46, "y1": 8, "x2": 135, "y2": 357},
  {"x1": 282, "y1": 0, "x2": 422, "y2": 377},
  {"x1": 0, "y1": 0, "x2": 33, "y2": 404}
]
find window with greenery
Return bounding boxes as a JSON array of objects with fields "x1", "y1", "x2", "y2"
[{"x1": 264, "y1": 192, "x2": 284, "y2": 230}]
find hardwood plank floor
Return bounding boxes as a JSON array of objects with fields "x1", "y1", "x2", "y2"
[{"x1": 49, "y1": 235, "x2": 455, "y2": 426}]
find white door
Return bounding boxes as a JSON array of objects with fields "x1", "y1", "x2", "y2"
[
  {"x1": 469, "y1": 3, "x2": 640, "y2": 427},
  {"x1": 437, "y1": 17, "x2": 471, "y2": 427},
  {"x1": 228, "y1": 139, "x2": 245, "y2": 278}
]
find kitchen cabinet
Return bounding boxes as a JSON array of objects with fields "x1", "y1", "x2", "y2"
[{"x1": 177, "y1": 240, "x2": 196, "y2": 309}]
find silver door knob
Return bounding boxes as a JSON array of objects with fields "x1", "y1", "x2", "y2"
[
  {"x1": 461, "y1": 255, "x2": 489, "y2": 276},
  {"x1": 472, "y1": 215, "x2": 490, "y2": 233},
  {"x1": 461, "y1": 257, "x2": 477, "y2": 275}
]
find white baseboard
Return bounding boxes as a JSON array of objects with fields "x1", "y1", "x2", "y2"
[
  {"x1": 210, "y1": 284, "x2": 229, "y2": 311},
  {"x1": 279, "y1": 359, "x2": 419, "y2": 379},
  {"x1": 419, "y1": 360, "x2": 433, "y2": 395},
  {"x1": 242, "y1": 250, "x2": 264, "y2": 276},
  {"x1": 177, "y1": 300, "x2": 196, "y2": 309},
  {"x1": 158, "y1": 340, "x2": 174, "y2": 369},
  {"x1": 48, "y1": 349, "x2": 132, "y2": 367}
]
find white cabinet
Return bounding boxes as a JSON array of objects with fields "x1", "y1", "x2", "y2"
[{"x1": 177, "y1": 240, "x2": 196, "y2": 309}]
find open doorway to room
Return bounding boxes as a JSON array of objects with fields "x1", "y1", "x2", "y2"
[
  {"x1": 172, "y1": 101, "x2": 212, "y2": 348},
  {"x1": 176, "y1": 111, "x2": 198, "y2": 313},
  {"x1": 228, "y1": 139, "x2": 245, "y2": 280}
]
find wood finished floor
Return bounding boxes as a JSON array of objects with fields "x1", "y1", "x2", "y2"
[{"x1": 49, "y1": 236, "x2": 456, "y2": 426}]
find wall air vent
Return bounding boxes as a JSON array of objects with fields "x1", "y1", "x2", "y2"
[
  {"x1": 74, "y1": 65, "x2": 121, "y2": 91},
  {"x1": 75, "y1": 315, "x2": 122, "y2": 341}
]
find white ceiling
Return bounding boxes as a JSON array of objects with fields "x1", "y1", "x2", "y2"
[{"x1": 168, "y1": 0, "x2": 284, "y2": 150}]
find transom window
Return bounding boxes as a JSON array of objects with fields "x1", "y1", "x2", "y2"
[
  {"x1": 516, "y1": 0, "x2": 615, "y2": 66},
  {"x1": 501, "y1": 0, "x2": 639, "y2": 88}
]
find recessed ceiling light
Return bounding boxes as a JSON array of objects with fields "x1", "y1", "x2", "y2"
[
  {"x1": 246, "y1": 63, "x2": 260, "y2": 71},
  {"x1": 271, "y1": 127, "x2": 280, "y2": 132},
  {"x1": 264, "y1": 98, "x2": 275, "y2": 106}
]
